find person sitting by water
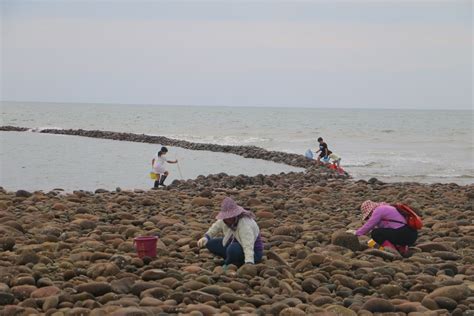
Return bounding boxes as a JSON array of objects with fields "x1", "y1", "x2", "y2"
[
  {"x1": 151, "y1": 146, "x2": 177, "y2": 188},
  {"x1": 315, "y1": 137, "x2": 332, "y2": 163},
  {"x1": 347, "y1": 200, "x2": 418, "y2": 255},
  {"x1": 197, "y1": 197, "x2": 263, "y2": 267}
]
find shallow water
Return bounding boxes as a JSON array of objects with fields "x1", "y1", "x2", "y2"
[
  {"x1": 1, "y1": 101, "x2": 473, "y2": 185},
  {"x1": 0, "y1": 132, "x2": 303, "y2": 192}
]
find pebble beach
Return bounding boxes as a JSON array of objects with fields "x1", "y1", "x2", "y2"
[{"x1": 0, "y1": 127, "x2": 473, "y2": 316}]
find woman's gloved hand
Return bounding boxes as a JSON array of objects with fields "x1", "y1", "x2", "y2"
[{"x1": 197, "y1": 237, "x2": 208, "y2": 248}]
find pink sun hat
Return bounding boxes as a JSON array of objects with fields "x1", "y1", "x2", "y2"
[
  {"x1": 216, "y1": 197, "x2": 248, "y2": 220},
  {"x1": 361, "y1": 200, "x2": 386, "y2": 220}
]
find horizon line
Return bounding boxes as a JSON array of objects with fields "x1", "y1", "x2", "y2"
[{"x1": 1, "y1": 100, "x2": 471, "y2": 111}]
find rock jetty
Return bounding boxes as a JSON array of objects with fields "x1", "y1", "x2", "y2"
[{"x1": 0, "y1": 126, "x2": 338, "y2": 171}]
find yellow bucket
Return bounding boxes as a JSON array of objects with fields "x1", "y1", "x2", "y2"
[{"x1": 149, "y1": 172, "x2": 158, "y2": 180}]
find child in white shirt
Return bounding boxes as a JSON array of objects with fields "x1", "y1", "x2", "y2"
[{"x1": 151, "y1": 146, "x2": 178, "y2": 187}]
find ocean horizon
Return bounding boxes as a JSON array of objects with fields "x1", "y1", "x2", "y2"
[{"x1": 2, "y1": 100, "x2": 471, "y2": 111}]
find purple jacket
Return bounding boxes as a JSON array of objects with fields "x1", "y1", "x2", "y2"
[{"x1": 356, "y1": 205, "x2": 406, "y2": 236}]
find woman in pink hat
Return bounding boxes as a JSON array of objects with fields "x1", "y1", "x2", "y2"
[
  {"x1": 348, "y1": 200, "x2": 418, "y2": 255},
  {"x1": 197, "y1": 197, "x2": 263, "y2": 267}
]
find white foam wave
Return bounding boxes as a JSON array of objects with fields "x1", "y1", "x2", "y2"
[
  {"x1": 355, "y1": 173, "x2": 474, "y2": 180},
  {"x1": 163, "y1": 134, "x2": 271, "y2": 146},
  {"x1": 344, "y1": 161, "x2": 380, "y2": 168},
  {"x1": 28, "y1": 127, "x2": 63, "y2": 132}
]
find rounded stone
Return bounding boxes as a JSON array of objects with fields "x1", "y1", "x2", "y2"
[
  {"x1": 427, "y1": 285, "x2": 470, "y2": 302},
  {"x1": 279, "y1": 307, "x2": 306, "y2": 316},
  {"x1": 434, "y1": 296, "x2": 458, "y2": 310},
  {"x1": 16, "y1": 190, "x2": 32, "y2": 198},
  {"x1": 301, "y1": 278, "x2": 319, "y2": 294},
  {"x1": 361, "y1": 298, "x2": 395, "y2": 313},
  {"x1": 325, "y1": 305, "x2": 357, "y2": 316},
  {"x1": 0, "y1": 292, "x2": 15, "y2": 305},
  {"x1": 31, "y1": 286, "x2": 61, "y2": 298},
  {"x1": 0, "y1": 237, "x2": 15, "y2": 251},
  {"x1": 142, "y1": 269, "x2": 167, "y2": 281},
  {"x1": 331, "y1": 231, "x2": 360, "y2": 252},
  {"x1": 16, "y1": 251, "x2": 40, "y2": 265},
  {"x1": 76, "y1": 282, "x2": 112, "y2": 297},
  {"x1": 238, "y1": 264, "x2": 258, "y2": 278},
  {"x1": 86, "y1": 262, "x2": 120, "y2": 279}
]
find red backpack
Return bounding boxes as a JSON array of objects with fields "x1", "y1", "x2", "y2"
[{"x1": 391, "y1": 204, "x2": 423, "y2": 230}]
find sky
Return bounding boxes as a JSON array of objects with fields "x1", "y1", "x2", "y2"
[{"x1": 1, "y1": 0, "x2": 472, "y2": 109}]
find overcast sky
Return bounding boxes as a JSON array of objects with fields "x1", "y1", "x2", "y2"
[{"x1": 1, "y1": 1, "x2": 472, "y2": 109}]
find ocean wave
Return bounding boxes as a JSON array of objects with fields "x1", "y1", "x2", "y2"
[
  {"x1": 344, "y1": 161, "x2": 380, "y2": 168},
  {"x1": 410, "y1": 174, "x2": 474, "y2": 179},
  {"x1": 28, "y1": 127, "x2": 63, "y2": 132},
  {"x1": 163, "y1": 135, "x2": 271, "y2": 146},
  {"x1": 358, "y1": 173, "x2": 474, "y2": 180},
  {"x1": 380, "y1": 129, "x2": 395, "y2": 134}
]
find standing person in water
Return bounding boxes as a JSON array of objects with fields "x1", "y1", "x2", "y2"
[
  {"x1": 197, "y1": 197, "x2": 263, "y2": 268},
  {"x1": 151, "y1": 146, "x2": 177, "y2": 188},
  {"x1": 315, "y1": 137, "x2": 332, "y2": 163}
]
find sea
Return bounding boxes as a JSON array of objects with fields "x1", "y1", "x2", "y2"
[{"x1": 1, "y1": 101, "x2": 472, "y2": 191}]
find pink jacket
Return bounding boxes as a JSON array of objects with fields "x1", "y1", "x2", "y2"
[{"x1": 356, "y1": 205, "x2": 406, "y2": 236}]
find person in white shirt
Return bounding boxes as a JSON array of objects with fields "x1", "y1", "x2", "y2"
[
  {"x1": 151, "y1": 146, "x2": 177, "y2": 188},
  {"x1": 197, "y1": 197, "x2": 264, "y2": 268}
]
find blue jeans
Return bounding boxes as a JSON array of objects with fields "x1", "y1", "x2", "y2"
[{"x1": 206, "y1": 238, "x2": 263, "y2": 266}]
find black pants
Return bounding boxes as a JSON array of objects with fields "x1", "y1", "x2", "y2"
[{"x1": 371, "y1": 225, "x2": 418, "y2": 246}]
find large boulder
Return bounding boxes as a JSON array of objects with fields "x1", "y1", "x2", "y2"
[
  {"x1": 331, "y1": 231, "x2": 360, "y2": 252},
  {"x1": 86, "y1": 262, "x2": 120, "y2": 279},
  {"x1": 238, "y1": 264, "x2": 258, "y2": 278},
  {"x1": 0, "y1": 292, "x2": 15, "y2": 305},
  {"x1": 427, "y1": 285, "x2": 471, "y2": 302},
  {"x1": 361, "y1": 298, "x2": 395, "y2": 313},
  {"x1": 325, "y1": 305, "x2": 357, "y2": 316},
  {"x1": 279, "y1": 307, "x2": 306, "y2": 316},
  {"x1": 11, "y1": 285, "x2": 37, "y2": 301},
  {"x1": 75, "y1": 282, "x2": 112, "y2": 297},
  {"x1": 30, "y1": 286, "x2": 61, "y2": 298},
  {"x1": 109, "y1": 307, "x2": 149, "y2": 316},
  {"x1": 16, "y1": 251, "x2": 40, "y2": 265},
  {"x1": 417, "y1": 242, "x2": 452, "y2": 252},
  {"x1": 0, "y1": 237, "x2": 15, "y2": 251},
  {"x1": 191, "y1": 197, "x2": 213, "y2": 207},
  {"x1": 15, "y1": 190, "x2": 32, "y2": 198}
]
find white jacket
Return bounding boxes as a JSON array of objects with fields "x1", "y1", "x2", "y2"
[{"x1": 205, "y1": 217, "x2": 260, "y2": 264}]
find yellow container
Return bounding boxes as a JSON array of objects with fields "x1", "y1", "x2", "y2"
[
  {"x1": 149, "y1": 172, "x2": 158, "y2": 180},
  {"x1": 367, "y1": 239, "x2": 384, "y2": 251}
]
